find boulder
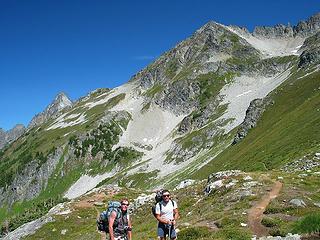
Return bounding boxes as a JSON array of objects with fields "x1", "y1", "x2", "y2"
[{"x1": 289, "y1": 199, "x2": 306, "y2": 207}]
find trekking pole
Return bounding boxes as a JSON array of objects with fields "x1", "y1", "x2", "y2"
[{"x1": 168, "y1": 223, "x2": 171, "y2": 240}]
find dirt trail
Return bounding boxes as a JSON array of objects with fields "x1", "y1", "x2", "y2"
[
  {"x1": 73, "y1": 190, "x2": 117, "y2": 240},
  {"x1": 73, "y1": 192, "x2": 107, "y2": 209},
  {"x1": 248, "y1": 181, "x2": 283, "y2": 237}
]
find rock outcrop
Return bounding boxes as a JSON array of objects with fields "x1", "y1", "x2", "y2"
[
  {"x1": 233, "y1": 98, "x2": 273, "y2": 144},
  {"x1": 28, "y1": 93, "x2": 72, "y2": 129},
  {"x1": 0, "y1": 124, "x2": 26, "y2": 150},
  {"x1": 252, "y1": 13, "x2": 320, "y2": 39},
  {"x1": 298, "y1": 31, "x2": 320, "y2": 68},
  {"x1": 0, "y1": 147, "x2": 64, "y2": 207}
]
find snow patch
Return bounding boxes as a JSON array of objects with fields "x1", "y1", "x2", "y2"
[
  {"x1": 64, "y1": 171, "x2": 116, "y2": 199},
  {"x1": 225, "y1": 26, "x2": 305, "y2": 58},
  {"x1": 84, "y1": 84, "x2": 130, "y2": 109},
  {"x1": 46, "y1": 113, "x2": 87, "y2": 130},
  {"x1": 217, "y1": 68, "x2": 292, "y2": 133}
]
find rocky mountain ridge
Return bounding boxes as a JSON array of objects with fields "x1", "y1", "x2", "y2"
[{"x1": 0, "y1": 124, "x2": 26, "y2": 150}]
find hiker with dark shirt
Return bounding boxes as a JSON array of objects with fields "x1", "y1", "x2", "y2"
[
  {"x1": 155, "y1": 190, "x2": 179, "y2": 240},
  {"x1": 108, "y1": 199, "x2": 132, "y2": 240}
]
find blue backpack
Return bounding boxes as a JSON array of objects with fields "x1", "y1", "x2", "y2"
[{"x1": 97, "y1": 201, "x2": 121, "y2": 232}]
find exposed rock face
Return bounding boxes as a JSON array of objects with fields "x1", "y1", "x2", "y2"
[
  {"x1": 28, "y1": 93, "x2": 72, "y2": 129},
  {"x1": 253, "y1": 24, "x2": 294, "y2": 38},
  {"x1": 298, "y1": 31, "x2": 320, "y2": 68},
  {"x1": 294, "y1": 12, "x2": 320, "y2": 37},
  {"x1": 0, "y1": 129, "x2": 5, "y2": 148},
  {"x1": 0, "y1": 124, "x2": 26, "y2": 150},
  {"x1": 154, "y1": 80, "x2": 200, "y2": 115},
  {"x1": 0, "y1": 147, "x2": 64, "y2": 207},
  {"x1": 233, "y1": 98, "x2": 273, "y2": 144},
  {"x1": 281, "y1": 153, "x2": 320, "y2": 172},
  {"x1": 130, "y1": 21, "x2": 260, "y2": 116},
  {"x1": 253, "y1": 13, "x2": 320, "y2": 39}
]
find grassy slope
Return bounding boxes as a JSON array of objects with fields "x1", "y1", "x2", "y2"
[
  {"x1": 193, "y1": 70, "x2": 320, "y2": 179},
  {"x1": 21, "y1": 170, "x2": 320, "y2": 240}
]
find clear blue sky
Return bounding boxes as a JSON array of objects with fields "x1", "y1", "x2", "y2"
[{"x1": 0, "y1": 0, "x2": 319, "y2": 130}]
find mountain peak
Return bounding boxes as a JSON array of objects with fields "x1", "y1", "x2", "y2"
[
  {"x1": 28, "y1": 92, "x2": 72, "y2": 129},
  {"x1": 53, "y1": 92, "x2": 72, "y2": 109},
  {"x1": 294, "y1": 12, "x2": 320, "y2": 36},
  {"x1": 196, "y1": 21, "x2": 225, "y2": 34}
]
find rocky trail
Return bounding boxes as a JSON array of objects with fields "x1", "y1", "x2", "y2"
[{"x1": 248, "y1": 181, "x2": 283, "y2": 237}]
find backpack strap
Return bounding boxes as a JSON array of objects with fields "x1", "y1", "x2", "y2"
[
  {"x1": 159, "y1": 200, "x2": 175, "y2": 215},
  {"x1": 158, "y1": 202, "x2": 162, "y2": 214}
]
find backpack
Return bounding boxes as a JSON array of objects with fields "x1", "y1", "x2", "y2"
[
  {"x1": 97, "y1": 201, "x2": 121, "y2": 232},
  {"x1": 151, "y1": 190, "x2": 175, "y2": 218}
]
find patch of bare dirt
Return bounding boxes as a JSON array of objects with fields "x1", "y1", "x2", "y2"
[
  {"x1": 248, "y1": 181, "x2": 283, "y2": 237},
  {"x1": 74, "y1": 192, "x2": 107, "y2": 209}
]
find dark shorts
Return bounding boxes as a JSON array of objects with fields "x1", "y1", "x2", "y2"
[{"x1": 157, "y1": 223, "x2": 177, "y2": 239}]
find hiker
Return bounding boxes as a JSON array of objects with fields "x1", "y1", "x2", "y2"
[
  {"x1": 155, "y1": 190, "x2": 179, "y2": 240},
  {"x1": 108, "y1": 198, "x2": 132, "y2": 240}
]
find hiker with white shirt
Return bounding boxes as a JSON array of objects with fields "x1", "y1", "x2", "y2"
[{"x1": 155, "y1": 190, "x2": 179, "y2": 240}]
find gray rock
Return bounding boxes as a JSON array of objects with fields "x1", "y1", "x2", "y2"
[
  {"x1": 0, "y1": 147, "x2": 64, "y2": 207},
  {"x1": 28, "y1": 92, "x2": 72, "y2": 129},
  {"x1": 243, "y1": 176, "x2": 253, "y2": 181},
  {"x1": 175, "y1": 179, "x2": 195, "y2": 190},
  {"x1": 281, "y1": 153, "x2": 320, "y2": 173},
  {"x1": 289, "y1": 199, "x2": 306, "y2": 207},
  {"x1": 207, "y1": 170, "x2": 242, "y2": 183},
  {"x1": 93, "y1": 202, "x2": 104, "y2": 207},
  {"x1": 0, "y1": 124, "x2": 26, "y2": 150},
  {"x1": 314, "y1": 202, "x2": 320, "y2": 208},
  {"x1": 252, "y1": 13, "x2": 320, "y2": 39},
  {"x1": 294, "y1": 12, "x2": 320, "y2": 37},
  {"x1": 298, "y1": 32, "x2": 320, "y2": 68},
  {"x1": 253, "y1": 24, "x2": 294, "y2": 39},
  {"x1": 233, "y1": 98, "x2": 273, "y2": 144},
  {"x1": 204, "y1": 180, "x2": 223, "y2": 195},
  {"x1": 1, "y1": 214, "x2": 54, "y2": 240},
  {"x1": 254, "y1": 233, "x2": 301, "y2": 239}
]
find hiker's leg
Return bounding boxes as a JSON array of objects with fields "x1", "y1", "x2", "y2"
[
  {"x1": 158, "y1": 223, "x2": 166, "y2": 240},
  {"x1": 170, "y1": 227, "x2": 177, "y2": 240}
]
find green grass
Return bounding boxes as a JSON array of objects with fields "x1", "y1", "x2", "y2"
[
  {"x1": 0, "y1": 197, "x2": 66, "y2": 236},
  {"x1": 165, "y1": 59, "x2": 180, "y2": 79},
  {"x1": 293, "y1": 213, "x2": 320, "y2": 235},
  {"x1": 22, "y1": 208, "x2": 101, "y2": 240},
  {"x1": 143, "y1": 84, "x2": 164, "y2": 98},
  {"x1": 194, "y1": 70, "x2": 320, "y2": 179}
]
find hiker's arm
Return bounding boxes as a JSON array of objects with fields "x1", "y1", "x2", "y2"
[
  {"x1": 108, "y1": 211, "x2": 117, "y2": 240},
  {"x1": 155, "y1": 214, "x2": 170, "y2": 224},
  {"x1": 127, "y1": 216, "x2": 132, "y2": 240},
  {"x1": 171, "y1": 208, "x2": 179, "y2": 225},
  {"x1": 173, "y1": 208, "x2": 179, "y2": 220}
]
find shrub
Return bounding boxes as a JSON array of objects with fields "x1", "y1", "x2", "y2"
[
  {"x1": 293, "y1": 213, "x2": 320, "y2": 235},
  {"x1": 261, "y1": 217, "x2": 281, "y2": 228},
  {"x1": 178, "y1": 227, "x2": 211, "y2": 240}
]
